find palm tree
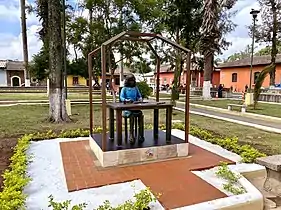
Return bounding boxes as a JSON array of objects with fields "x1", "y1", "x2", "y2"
[
  {"x1": 200, "y1": 0, "x2": 237, "y2": 99},
  {"x1": 20, "y1": 0, "x2": 30, "y2": 86},
  {"x1": 201, "y1": 0, "x2": 220, "y2": 99}
]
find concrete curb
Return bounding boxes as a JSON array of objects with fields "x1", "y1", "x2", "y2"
[
  {"x1": 174, "y1": 106, "x2": 281, "y2": 134},
  {"x1": 171, "y1": 129, "x2": 264, "y2": 210},
  {"x1": 182, "y1": 102, "x2": 281, "y2": 122}
]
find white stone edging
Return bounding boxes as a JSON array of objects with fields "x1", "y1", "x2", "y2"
[
  {"x1": 26, "y1": 130, "x2": 266, "y2": 210},
  {"x1": 170, "y1": 129, "x2": 265, "y2": 210},
  {"x1": 187, "y1": 102, "x2": 281, "y2": 122},
  {"x1": 173, "y1": 166, "x2": 264, "y2": 210},
  {"x1": 173, "y1": 106, "x2": 281, "y2": 134}
]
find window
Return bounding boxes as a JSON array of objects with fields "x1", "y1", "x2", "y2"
[
  {"x1": 232, "y1": 73, "x2": 237, "y2": 82},
  {"x1": 254, "y1": 72, "x2": 260, "y2": 84},
  {"x1": 72, "y1": 76, "x2": 79, "y2": 85},
  {"x1": 150, "y1": 78, "x2": 154, "y2": 83},
  {"x1": 163, "y1": 78, "x2": 167, "y2": 84}
]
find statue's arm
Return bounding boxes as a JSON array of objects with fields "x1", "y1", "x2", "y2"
[{"x1": 120, "y1": 87, "x2": 126, "y2": 102}]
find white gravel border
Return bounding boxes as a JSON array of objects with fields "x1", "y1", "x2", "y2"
[
  {"x1": 23, "y1": 138, "x2": 164, "y2": 210},
  {"x1": 23, "y1": 130, "x2": 265, "y2": 210}
]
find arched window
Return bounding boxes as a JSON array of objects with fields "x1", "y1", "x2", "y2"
[
  {"x1": 232, "y1": 73, "x2": 237, "y2": 82},
  {"x1": 254, "y1": 72, "x2": 260, "y2": 84}
]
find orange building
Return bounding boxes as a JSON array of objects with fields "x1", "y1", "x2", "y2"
[
  {"x1": 157, "y1": 64, "x2": 220, "y2": 88},
  {"x1": 218, "y1": 55, "x2": 281, "y2": 92}
]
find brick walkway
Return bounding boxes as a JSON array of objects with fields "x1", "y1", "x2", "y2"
[{"x1": 60, "y1": 140, "x2": 233, "y2": 209}]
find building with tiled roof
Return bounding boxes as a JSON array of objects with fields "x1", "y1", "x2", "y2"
[
  {"x1": 0, "y1": 60, "x2": 25, "y2": 87},
  {"x1": 217, "y1": 55, "x2": 281, "y2": 92}
]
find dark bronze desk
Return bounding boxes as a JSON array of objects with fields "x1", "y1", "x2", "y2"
[{"x1": 106, "y1": 102, "x2": 174, "y2": 147}]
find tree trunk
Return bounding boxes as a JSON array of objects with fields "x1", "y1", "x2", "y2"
[
  {"x1": 171, "y1": 27, "x2": 181, "y2": 101},
  {"x1": 203, "y1": 50, "x2": 213, "y2": 99},
  {"x1": 48, "y1": 0, "x2": 69, "y2": 122},
  {"x1": 270, "y1": 5, "x2": 277, "y2": 86},
  {"x1": 20, "y1": 0, "x2": 30, "y2": 87}
]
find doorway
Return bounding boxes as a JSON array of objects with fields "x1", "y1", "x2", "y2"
[{"x1": 11, "y1": 76, "x2": 20, "y2": 87}]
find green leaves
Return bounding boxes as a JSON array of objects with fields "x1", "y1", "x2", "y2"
[
  {"x1": 216, "y1": 162, "x2": 246, "y2": 195},
  {"x1": 0, "y1": 135, "x2": 31, "y2": 210},
  {"x1": 47, "y1": 187, "x2": 158, "y2": 210},
  {"x1": 254, "y1": 64, "x2": 275, "y2": 108}
]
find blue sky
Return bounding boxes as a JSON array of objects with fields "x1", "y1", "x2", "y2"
[{"x1": 0, "y1": 0, "x2": 263, "y2": 60}]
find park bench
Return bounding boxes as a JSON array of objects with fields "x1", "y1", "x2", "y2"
[
  {"x1": 256, "y1": 155, "x2": 281, "y2": 196},
  {"x1": 227, "y1": 104, "x2": 246, "y2": 113}
]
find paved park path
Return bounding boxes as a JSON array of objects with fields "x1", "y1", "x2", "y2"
[{"x1": 175, "y1": 102, "x2": 281, "y2": 132}]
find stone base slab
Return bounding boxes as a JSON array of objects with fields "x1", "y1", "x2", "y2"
[{"x1": 89, "y1": 135, "x2": 189, "y2": 167}]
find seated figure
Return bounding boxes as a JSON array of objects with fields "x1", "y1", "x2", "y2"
[{"x1": 120, "y1": 74, "x2": 145, "y2": 144}]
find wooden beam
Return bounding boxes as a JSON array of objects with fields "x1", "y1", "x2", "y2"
[
  {"x1": 88, "y1": 47, "x2": 101, "y2": 57},
  {"x1": 147, "y1": 42, "x2": 159, "y2": 59},
  {"x1": 120, "y1": 36, "x2": 149, "y2": 42},
  {"x1": 103, "y1": 31, "x2": 127, "y2": 46},
  {"x1": 126, "y1": 31, "x2": 157, "y2": 38},
  {"x1": 156, "y1": 34, "x2": 191, "y2": 53}
]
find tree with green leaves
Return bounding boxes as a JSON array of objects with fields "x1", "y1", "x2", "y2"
[
  {"x1": 226, "y1": 45, "x2": 252, "y2": 62},
  {"x1": 200, "y1": 0, "x2": 237, "y2": 99},
  {"x1": 253, "y1": 0, "x2": 281, "y2": 86},
  {"x1": 147, "y1": 0, "x2": 203, "y2": 101},
  {"x1": 255, "y1": 43, "x2": 281, "y2": 56}
]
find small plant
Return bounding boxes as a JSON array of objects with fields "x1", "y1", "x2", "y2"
[
  {"x1": 97, "y1": 187, "x2": 159, "y2": 210},
  {"x1": 47, "y1": 188, "x2": 159, "y2": 210},
  {"x1": 216, "y1": 162, "x2": 246, "y2": 195},
  {"x1": 48, "y1": 195, "x2": 87, "y2": 210}
]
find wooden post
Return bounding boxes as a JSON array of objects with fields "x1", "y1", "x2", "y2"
[
  {"x1": 88, "y1": 54, "x2": 93, "y2": 134},
  {"x1": 185, "y1": 53, "x2": 191, "y2": 143},
  {"x1": 101, "y1": 45, "x2": 107, "y2": 151}
]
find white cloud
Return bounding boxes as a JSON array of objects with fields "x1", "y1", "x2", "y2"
[
  {"x1": 0, "y1": 0, "x2": 267, "y2": 62},
  {"x1": 0, "y1": 0, "x2": 42, "y2": 60},
  {"x1": 218, "y1": 0, "x2": 265, "y2": 59},
  {"x1": 0, "y1": 25, "x2": 42, "y2": 60}
]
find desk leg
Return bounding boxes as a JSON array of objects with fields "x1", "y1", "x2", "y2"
[
  {"x1": 116, "y1": 109, "x2": 123, "y2": 147},
  {"x1": 109, "y1": 108, "x2": 114, "y2": 141},
  {"x1": 153, "y1": 109, "x2": 159, "y2": 140},
  {"x1": 166, "y1": 107, "x2": 172, "y2": 143}
]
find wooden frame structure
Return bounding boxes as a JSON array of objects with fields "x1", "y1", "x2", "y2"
[{"x1": 88, "y1": 31, "x2": 191, "y2": 151}]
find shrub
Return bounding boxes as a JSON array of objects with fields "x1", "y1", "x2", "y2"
[
  {"x1": 0, "y1": 123, "x2": 265, "y2": 209},
  {"x1": 47, "y1": 187, "x2": 158, "y2": 210},
  {"x1": 0, "y1": 134, "x2": 32, "y2": 209},
  {"x1": 216, "y1": 162, "x2": 246, "y2": 195},
  {"x1": 137, "y1": 81, "x2": 152, "y2": 99}
]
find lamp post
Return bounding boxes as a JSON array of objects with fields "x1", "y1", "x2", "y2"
[{"x1": 249, "y1": 9, "x2": 260, "y2": 92}]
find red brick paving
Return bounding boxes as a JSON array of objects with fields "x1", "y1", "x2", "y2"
[{"x1": 60, "y1": 140, "x2": 234, "y2": 209}]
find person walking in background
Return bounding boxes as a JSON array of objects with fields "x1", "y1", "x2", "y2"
[
  {"x1": 218, "y1": 84, "x2": 223, "y2": 98},
  {"x1": 245, "y1": 84, "x2": 248, "y2": 92}
]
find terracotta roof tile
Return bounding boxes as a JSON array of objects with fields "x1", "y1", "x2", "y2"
[
  {"x1": 218, "y1": 54, "x2": 281, "y2": 68},
  {"x1": 6, "y1": 61, "x2": 25, "y2": 71}
]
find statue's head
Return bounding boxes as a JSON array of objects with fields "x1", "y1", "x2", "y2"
[{"x1": 124, "y1": 74, "x2": 136, "y2": 87}]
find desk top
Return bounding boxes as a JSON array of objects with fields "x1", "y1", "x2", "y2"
[{"x1": 106, "y1": 101, "x2": 174, "y2": 110}]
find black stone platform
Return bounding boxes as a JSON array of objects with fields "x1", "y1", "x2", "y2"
[{"x1": 91, "y1": 130, "x2": 184, "y2": 151}]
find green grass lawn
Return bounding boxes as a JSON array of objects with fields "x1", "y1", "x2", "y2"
[
  {"x1": 0, "y1": 93, "x2": 113, "y2": 101},
  {"x1": 0, "y1": 104, "x2": 280, "y2": 155},
  {"x1": 189, "y1": 99, "x2": 281, "y2": 118}
]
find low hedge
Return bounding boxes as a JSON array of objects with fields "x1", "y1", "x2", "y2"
[
  {"x1": 0, "y1": 123, "x2": 266, "y2": 209},
  {"x1": 170, "y1": 123, "x2": 266, "y2": 163}
]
